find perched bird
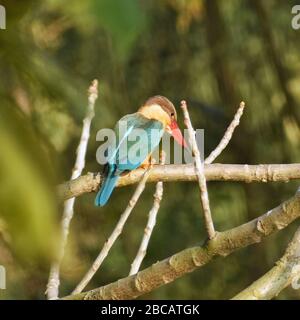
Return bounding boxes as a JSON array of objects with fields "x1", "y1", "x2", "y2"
[{"x1": 95, "y1": 95, "x2": 187, "y2": 206}]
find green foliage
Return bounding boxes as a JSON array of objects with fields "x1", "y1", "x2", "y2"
[
  {"x1": 0, "y1": 104, "x2": 59, "y2": 264},
  {"x1": 93, "y1": 0, "x2": 147, "y2": 60}
]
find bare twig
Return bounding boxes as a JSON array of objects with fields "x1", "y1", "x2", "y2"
[
  {"x1": 181, "y1": 100, "x2": 215, "y2": 239},
  {"x1": 63, "y1": 187, "x2": 300, "y2": 300},
  {"x1": 129, "y1": 151, "x2": 166, "y2": 276},
  {"x1": 72, "y1": 168, "x2": 152, "y2": 295},
  {"x1": 232, "y1": 225, "x2": 300, "y2": 300},
  {"x1": 46, "y1": 80, "x2": 98, "y2": 299},
  {"x1": 58, "y1": 163, "x2": 300, "y2": 200},
  {"x1": 205, "y1": 101, "x2": 246, "y2": 164}
]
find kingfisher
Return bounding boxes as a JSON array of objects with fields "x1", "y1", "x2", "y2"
[{"x1": 95, "y1": 95, "x2": 187, "y2": 206}]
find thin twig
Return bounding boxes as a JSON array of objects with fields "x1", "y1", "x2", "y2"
[
  {"x1": 63, "y1": 187, "x2": 300, "y2": 300},
  {"x1": 129, "y1": 151, "x2": 166, "y2": 276},
  {"x1": 205, "y1": 101, "x2": 246, "y2": 164},
  {"x1": 181, "y1": 100, "x2": 215, "y2": 239},
  {"x1": 72, "y1": 168, "x2": 153, "y2": 295},
  {"x1": 46, "y1": 80, "x2": 99, "y2": 299}
]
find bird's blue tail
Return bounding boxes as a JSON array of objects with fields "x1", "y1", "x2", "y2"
[{"x1": 95, "y1": 169, "x2": 119, "y2": 207}]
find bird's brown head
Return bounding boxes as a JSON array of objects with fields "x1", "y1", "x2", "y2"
[
  {"x1": 139, "y1": 95, "x2": 187, "y2": 148},
  {"x1": 144, "y1": 95, "x2": 177, "y2": 121}
]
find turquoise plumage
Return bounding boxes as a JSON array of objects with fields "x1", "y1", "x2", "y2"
[{"x1": 95, "y1": 113, "x2": 164, "y2": 206}]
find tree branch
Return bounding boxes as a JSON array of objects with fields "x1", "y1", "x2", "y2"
[
  {"x1": 204, "y1": 101, "x2": 245, "y2": 164},
  {"x1": 232, "y1": 226, "x2": 300, "y2": 300},
  {"x1": 129, "y1": 151, "x2": 166, "y2": 276},
  {"x1": 181, "y1": 100, "x2": 215, "y2": 239},
  {"x1": 62, "y1": 187, "x2": 300, "y2": 300},
  {"x1": 46, "y1": 79, "x2": 98, "y2": 299},
  {"x1": 72, "y1": 168, "x2": 152, "y2": 295},
  {"x1": 58, "y1": 163, "x2": 300, "y2": 201}
]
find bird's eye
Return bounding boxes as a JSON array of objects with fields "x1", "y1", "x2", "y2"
[{"x1": 171, "y1": 112, "x2": 174, "y2": 118}]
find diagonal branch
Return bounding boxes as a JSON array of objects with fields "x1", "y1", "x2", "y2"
[
  {"x1": 63, "y1": 187, "x2": 300, "y2": 300},
  {"x1": 232, "y1": 226, "x2": 300, "y2": 300},
  {"x1": 181, "y1": 100, "x2": 215, "y2": 239},
  {"x1": 204, "y1": 101, "x2": 245, "y2": 164},
  {"x1": 72, "y1": 168, "x2": 152, "y2": 295},
  {"x1": 129, "y1": 151, "x2": 166, "y2": 276},
  {"x1": 46, "y1": 79, "x2": 98, "y2": 300}
]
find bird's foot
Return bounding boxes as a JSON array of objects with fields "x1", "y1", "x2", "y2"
[{"x1": 140, "y1": 158, "x2": 156, "y2": 169}]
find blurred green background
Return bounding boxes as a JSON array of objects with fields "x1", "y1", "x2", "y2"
[{"x1": 0, "y1": 0, "x2": 300, "y2": 299}]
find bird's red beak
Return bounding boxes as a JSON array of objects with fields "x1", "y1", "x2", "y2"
[{"x1": 170, "y1": 120, "x2": 188, "y2": 148}]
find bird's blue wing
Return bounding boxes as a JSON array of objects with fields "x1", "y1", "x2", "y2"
[
  {"x1": 95, "y1": 113, "x2": 164, "y2": 207},
  {"x1": 106, "y1": 113, "x2": 164, "y2": 172}
]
